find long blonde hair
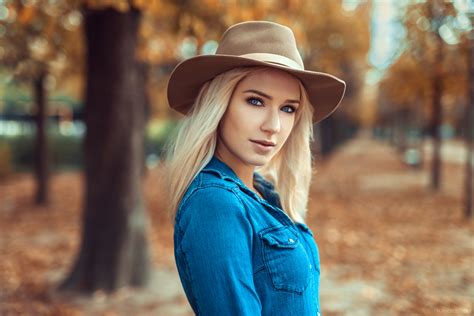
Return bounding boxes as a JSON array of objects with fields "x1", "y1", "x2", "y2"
[{"x1": 164, "y1": 66, "x2": 314, "y2": 223}]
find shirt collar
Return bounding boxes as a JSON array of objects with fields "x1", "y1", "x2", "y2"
[
  {"x1": 203, "y1": 155, "x2": 289, "y2": 224},
  {"x1": 202, "y1": 155, "x2": 241, "y2": 182},
  {"x1": 203, "y1": 155, "x2": 273, "y2": 188}
]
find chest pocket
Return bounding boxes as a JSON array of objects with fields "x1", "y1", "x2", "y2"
[{"x1": 260, "y1": 226, "x2": 311, "y2": 294}]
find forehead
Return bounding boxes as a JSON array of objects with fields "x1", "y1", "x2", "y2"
[{"x1": 235, "y1": 69, "x2": 301, "y2": 99}]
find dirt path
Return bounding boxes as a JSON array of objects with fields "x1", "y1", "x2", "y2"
[{"x1": 308, "y1": 134, "x2": 473, "y2": 315}]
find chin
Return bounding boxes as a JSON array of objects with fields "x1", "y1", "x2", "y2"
[{"x1": 244, "y1": 154, "x2": 271, "y2": 167}]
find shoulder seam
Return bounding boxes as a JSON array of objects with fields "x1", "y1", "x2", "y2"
[{"x1": 175, "y1": 183, "x2": 242, "y2": 225}]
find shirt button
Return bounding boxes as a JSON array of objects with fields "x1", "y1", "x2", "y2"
[
  {"x1": 317, "y1": 312, "x2": 320, "y2": 316},
  {"x1": 309, "y1": 264, "x2": 312, "y2": 269},
  {"x1": 288, "y1": 238, "x2": 295, "y2": 243}
]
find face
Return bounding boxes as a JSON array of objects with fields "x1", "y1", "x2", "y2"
[{"x1": 216, "y1": 68, "x2": 301, "y2": 172}]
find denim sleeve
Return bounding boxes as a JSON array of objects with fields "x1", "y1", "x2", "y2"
[{"x1": 175, "y1": 185, "x2": 262, "y2": 316}]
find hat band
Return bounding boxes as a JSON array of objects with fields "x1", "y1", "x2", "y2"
[{"x1": 239, "y1": 53, "x2": 304, "y2": 70}]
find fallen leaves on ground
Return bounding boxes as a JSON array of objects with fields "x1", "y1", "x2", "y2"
[{"x1": 0, "y1": 134, "x2": 472, "y2": 315}]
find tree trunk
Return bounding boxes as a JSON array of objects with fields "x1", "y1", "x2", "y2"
[
  {"x1": 318, "y1": 115, "x2": 337, "y2": 157},
  {"x1": 395, "y1": 109, "x2": 409, "y2": 155},
  {"x1": 429, "y1": 1, "x2": 443, "y2": 191},
  {"x1": 465, "y1": 17, "x2": 474, "y2": 219},
  {"x1": 389, "y1": 116, "x2": 396, "y2": 147},
  {"x1": 413, "y1": 107, "x2": 424, "y2": 170},
  {"x1": 34, "y1": 70, "x2": 49, "y2": 205},
  {"x1": 465, "y1": 124, "x2": 473, "y2": 219},
  {"x1": 430, "y1": 57, "x2": 442, "y2": 190},
  {"x1": 60, "y1": 7, "x2": 151, "y2": 293}
]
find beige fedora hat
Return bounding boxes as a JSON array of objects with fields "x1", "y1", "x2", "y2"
[{"x1": 167, "y1": 21, "x2": 346, "y2": 124}]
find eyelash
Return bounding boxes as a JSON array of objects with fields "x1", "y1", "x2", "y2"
[{"x1": 245, "y1": 96, "x2": 297, "y2": 114}]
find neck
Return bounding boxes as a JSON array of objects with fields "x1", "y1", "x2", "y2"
[{"x1": 215, "y1": 147, "x2": 255, "y2": 191}]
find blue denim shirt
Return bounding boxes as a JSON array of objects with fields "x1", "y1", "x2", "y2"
[{"x1": 174, "y1": 156, "x2": 321, "y2": 316}]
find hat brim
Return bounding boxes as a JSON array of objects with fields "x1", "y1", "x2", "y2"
[{"x1": 167, "y1": 54, "x2": 346, "y2": 124}]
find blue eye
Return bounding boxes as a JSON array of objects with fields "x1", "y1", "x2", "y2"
[
  {"x1": 246, "y1": 96, "x2": 296, "y2": 114},
  {"x1": 281, "y1": 105, "x2": 296, "y2": 114},
  {"x1": 246, "y1": 96, "x2": 264, "y2": 106}
]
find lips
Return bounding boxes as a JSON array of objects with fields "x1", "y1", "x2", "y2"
[{"x1": 250, "y1": 139, "x2": 276, "y2": 147}]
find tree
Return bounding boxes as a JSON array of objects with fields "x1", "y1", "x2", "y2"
[
  {"x1": 0, "y1": 0, "x2": 83, "y2": 204},
  {"x1": 465, "y1": 9, "x2": 473, "y2": 219},
  {"x1": 60, "y1": 5, "x2": 151, "y2": 292},
  {"x1": 378, "y1": 0, "x2": 469, "y2": 187},
  {"x1": 427, "y1": 0, "x2": 445, "y2": 190},
  {"x1": 378, "y1": 53, "x2": 431, "y2": 155}
]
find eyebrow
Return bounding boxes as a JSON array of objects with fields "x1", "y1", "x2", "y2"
[{"x1": 243, "y1": 89, "x2": 300, "y2": 104}]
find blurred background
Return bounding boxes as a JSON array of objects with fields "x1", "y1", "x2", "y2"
[{"x1": 0, "y1": 0, "x2": 473, "y2": 315}]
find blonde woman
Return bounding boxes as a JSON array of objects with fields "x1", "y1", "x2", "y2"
[{"x1": 165, "y1": 21, "x2": 345, "y2": 316}]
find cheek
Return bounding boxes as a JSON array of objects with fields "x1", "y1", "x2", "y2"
[
  {"x1": 219, "y1": 109, "x2": 248, "y2": 144},
  {"x1": 277, "y1": 116, "x2": 296, "y2": 145},
  {"x1": 281, "y1": 114, "x2": 296, "y2": 134},
  {"x1": 226, "y1": 103, "x2": 260, "y2": 133}
]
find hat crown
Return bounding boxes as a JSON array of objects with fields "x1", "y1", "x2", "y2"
[{"x1": 216, "y1": 21, "x2": 304, "y2": 69}]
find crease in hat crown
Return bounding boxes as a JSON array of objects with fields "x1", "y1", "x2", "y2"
[{"x1": 214, "y1": 21, "x2": 305, "y2": 70}]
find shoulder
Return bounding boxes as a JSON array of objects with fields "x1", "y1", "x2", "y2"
[
  {"x1": 174, "y1": 184, "x2": 254, "y2": 246},
  {"x1": 180, "y1": 168, "x2": 240, "y2": 207},
  {"x1": 176, "y1": 180, "x2": 244, "y2": 225}
]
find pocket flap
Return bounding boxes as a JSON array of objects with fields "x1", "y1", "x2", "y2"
[{"x1": 261, "y1": 227, "x2": 299, "y2": 248}]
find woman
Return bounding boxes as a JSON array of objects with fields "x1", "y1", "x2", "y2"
[{"x1": 165, "y1": 21, "x2": 345, "y2": 316}]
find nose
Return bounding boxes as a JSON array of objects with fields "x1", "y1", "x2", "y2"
[{"x1": 261, "y1": 108, "x2": 280, "y2": 134}]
